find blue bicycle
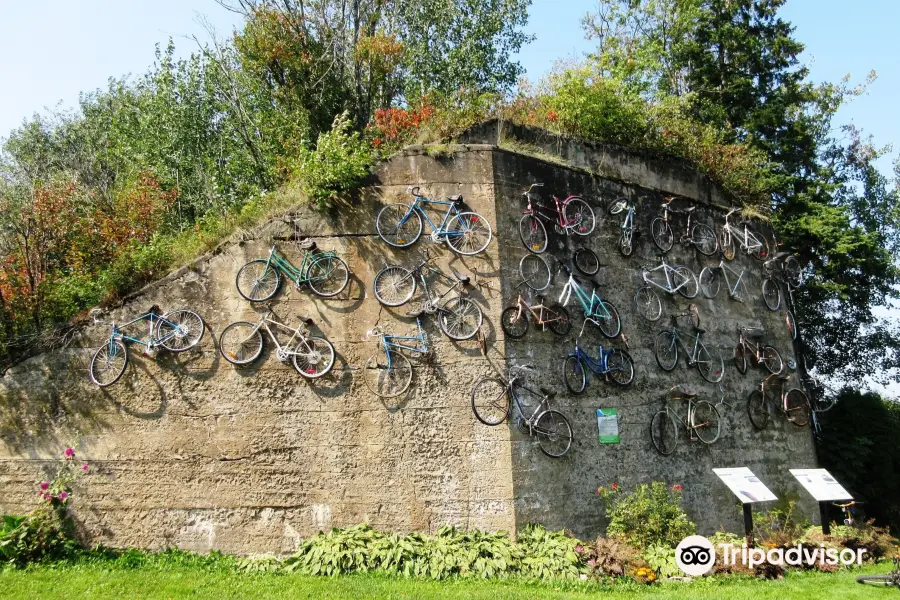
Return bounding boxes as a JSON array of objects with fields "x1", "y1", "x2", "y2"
[
  {"x1": 363, "y1": 317, "x2": 430, "y2": 398},
  {"x1": 562, "y1": 320, "x2": 635, "y2": 393},
  {"x1": 558, "y1": 265, "x2": 622, "y2": 338},
  {"x1": 375, "y1": 186, "x2": 492, "y2": 256},
  {"x1": 89, "y1": 306, "x2": 205, "y2": 387}
]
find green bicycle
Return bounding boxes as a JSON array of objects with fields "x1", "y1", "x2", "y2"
[{"x1": 236, "y1": 239, "x2": 349, "y2": 302}]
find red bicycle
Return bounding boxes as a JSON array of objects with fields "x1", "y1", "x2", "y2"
[{"x1": 518, "y1": 183, "x2": 595, "y2": 253}]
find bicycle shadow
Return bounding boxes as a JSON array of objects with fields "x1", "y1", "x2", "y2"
[
  {"x1": 305, "y1": 352, "x2": 353, "y2": 400},
  {"x1": 108, "y1": 357, "x2": 168, "y2": 420}
]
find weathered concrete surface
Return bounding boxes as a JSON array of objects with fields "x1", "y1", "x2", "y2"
[{"x1": 0, "y1": 139, "x2": 817, "y2": 553}]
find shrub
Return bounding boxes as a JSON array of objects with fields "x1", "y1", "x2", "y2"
[
  {"x1": 516, "y1": 524, "x2": 581, "y2": 580},
  {"x1": 583, "y1": 536, "x2": 640, "y2": 577},
  {"x1": 597, "y1": 481, "x2": 696, "y2": 548},
  {"x1": 754, "y1": 499, "x2": 811, "y2": 548},
  {"x1": 642, "y1": 543, "x2": 679, "y2": 578},
  {"x1": 294, "y1": 112, "x2": 373, "y2": 210}
]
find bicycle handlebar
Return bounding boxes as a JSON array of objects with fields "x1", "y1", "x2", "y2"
[
  {"x1": 522, "y1": 183, "x2": 544, "y2": 196},
  {"x1": 407, "y1": 185, "x2": 423, "y2": 197}
]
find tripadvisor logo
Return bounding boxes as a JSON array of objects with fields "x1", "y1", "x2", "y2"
[{"x1": 675, "y1": 535, "x2": 868, "y2": 576}]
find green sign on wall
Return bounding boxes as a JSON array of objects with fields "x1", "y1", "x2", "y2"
[{"x1": 597, "y1": 408, "x2": 620, "y2": 444}]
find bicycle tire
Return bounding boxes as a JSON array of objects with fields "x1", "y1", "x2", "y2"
[
  {"x1": 594, "y1": 300, "x2": 622, "y2": 339},
  {"x1": 696, "y1": 341, "x2": 724, "y2": 383},
  {"x1": 574, "y1": 248, "x2": 600, "y2": 275},
  {"x1": 292, "y1": 336, "x2": 335, "y2": 378},
  {"x1": 762, "y1": 278, "x2": 781, "y2": 310},
  {"x1": 446, "y1": 212, "x2": 492, "y2": 255},
  {"x1": 563, "y1": 356, "x2": 587, "y2": 394},
  {"x1": 363, "y1": 348, "x2": 412, "y2": 398},
  {"x1": 619, "y1": 229, "x2": 634, "y2": 257},
  {"x1": 634, "y1": 286, "x2": 662, "y2": 321},
  {"x1": 236, "y1": 259, "x2": 281, "y2": 302},
  {"x1": 650, "y1": 410, "x2": 678, "y2": 456},
  {"x1": 785, "y1": 310, "x2": 797, "y2": 341},
  {"x1": 534, "y1": 409, "x2": 574, "y2": 458},
  {"x1": 747, "y1": 390, "x2": 770, "y2": 430},
  {"x1": 651, "y1": 218, "x2": 674, "y2": 252},
  {"x1": 306, "y1": 255, "x2": 350, "y2": 297},
  {"x1": 734, "y1": 344, "x2": 748, "y2": 374},
  {"x1": 720, "y1": 229, "x2": 736, "y2": 261},
  {"x1": 219, "y1": 322, "x2": 264, "y2": 365},
  {"x1": 699, "y1": 267, "x2": 720, "y2": 299},
  {"x1": 156, "y1": 309, "x2": 205, "y2": 352},
  {"x1": 691, "y1": 223, "x2": 719, "y2": 256},
  {"x1": 785, "y1": 256, "x2": 802, "y2": 287},
  {"x1": 519, "y1": 254, "x2": 551, "y2": 291},
  {"x1": 89, "y1": 340, "x2": 128, "y2": 387},
  {"x1": 761, "y1": 346, "x2": 783, "y2": 375},
  {"x1": 607, "y1": 197, "x2": 627, "y2": 215},
  {"x1": 857, "y1": 574, "x2": 900, "y2": 587},
  {"x1": 607, "y1": 349, "x2": 635, "y2": 386},
  {"x1": 692, "y1": 400, "x2": 722, "y2": 444},
  {"x1": 546, "y1": 304, "x2": 572, "y2": 336},
  {"x1": 373, "y1": 265, "x2": 416, "y2": 306},
  {"x1": 518, "y1": 214, "x2": 548, "y2": 254},
  {"x1": 376, "y1": 203, "x2": 422, "y2": 248},
  {"x1": 471, "y1": 377, "x2": 511, "y2": 425},
  {"x1": 500, "y1": 306, "x2": 529, "y2": 338},
  {"x1": 674, "y1": 266, "x2": 699, "y2": 299},
  {"x1": 785, "y1": 388, "x2": 811, "y2": 426},
  {"x1": 655, "y1": 331, "x2": 679, "y2": 371},
  {"x1": 439, "y1": 297, "x2": 483, "y2": 340},
  {"x1": 564, "y1": 197, "x2": 595, "y2": 236}
]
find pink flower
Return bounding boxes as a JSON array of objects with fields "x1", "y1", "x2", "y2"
[
  {"x1": 42, "y1": 493, "x2": 51, "y2": 501},
  {"x1": 671, "y1": 484, "x2": 683, "y2": 492},
  {"x1": 40, "y1": 481, "x2": 49, "y2": 490},
  {"x1": 587, "y1": 559, "x2": 597, "y2": 567},
  {"x1": 64, "y1": 447, "x2": 75, "y2": 459},
  {"x1": 57, "y1": 491, "x2": 69, "y2": 502},
  {"x1": 611, "y1": 482, "x2": 619, "y2": 491},
  {"x1": 575, "y1": 544, "x2": 584, "y2": 554},
  {"x1": 82, "y1": 463, "x2": 89, "y2": 472}
]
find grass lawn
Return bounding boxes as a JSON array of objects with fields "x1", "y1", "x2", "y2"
[{"x1": 2, "y1": 562, "x2": 897, "y2": 600}]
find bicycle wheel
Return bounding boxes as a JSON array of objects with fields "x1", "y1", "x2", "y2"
[
  {"x1": 762, "y1": 278, "x2": 781, "y2": 310},
  {"x1": 500, "y1": 306, "x2": 529, "y2": 339},
  {"x1": 574, "y1": 248, "x2": 600, "y2": 275},
  {"x1": 785, "y1": 310, "x2": 797, "y2": 341},
  {"x1": 857, "y1": 574, "x2": 900, "y2": 587},
  {"x1": 785, "y1": 256, "x2": 802, "y2": 287},
  {"x1": 634, "y1": 286, "x2": 662, "y2": 321},
  {"x1": 518, "y1": 214, "x2": 548, "y2": 254},
  {"x1": 594, "y1": 300, "x2": 622, "y2": 339},
  {"x1": 236, "y1": 259, "x2": 281, "y2": 302},
  {"x1": 691, "y1": 400, "x2": 722, "y2": 444},
  {"x1": 376, "y1": 203, "x2": 422, "y2": 248},
  {"x1": 607, "y1": 349, "x2": 635, "y2": 386},
  {"x1": 564, "y1": 197, "x2": 595, "y2": 236},
  {"x1": 563, "y1": 356, "x2": 587, "y2": 394},
  {"x1": 651, "y1": 218, "x2": 674, "y2": 252},
  {"x1": 619, "y1": 229, "x2": 634, "y2": 257},
  {"x1": 696, "y1": 341, "x2": 724, "y2": 383},
  {"x1": 292, "y1": 336, "x2": 335, "y2": 379},
  {"x1": 306, "y1": 255, "x2": 350, "y2": 297},
  {"x1": 655, "y1": 331, "x2": 678, "y2": 371},
  {"x1": 534, "y1": 410, "x2": 574, "y2": 458},
  {"x1": 761, "y1": 346, "x2": 783, "y2": 375},
  {"x1": 699, "y1": 267, "x2": 720, "y2": 299},
  {"x1": 734, "y1": 344, "x2": 748, "y2": 374},
  {"x1": 439, "y1": 297, "x2": 483, "y2": 340},
  {"x1": 691, "y1": 223, "x2": 718, "y2": 256},
  {"x1": 519, "y1": 254, "x2": 551, "y2": 291},
  {"x1": 607, "y1": 197, "x2": 627, "y2": 215},
  {"x1": 373, "y1": 265, "x2": 416, "y2": 306},
  {"x1": 650, "y1": 410, "x2": 678, "y2": 456},
  {"x1": 471, "y1": 377, "x2": 511, "y2": 425},
  {"x1": 89, "y1": 340, "x2": 128, "y2": 387},
  {"x1": 785, "y1": 388, "x2": 811, "y2": 426},
  {"x1": 747, "y1": 390, "x2": 770, "y2": 430},
  {"x1": 219, "y1": 322, "x2": 264, "y2": 365},
  {"x1": 363, "y1": 347, "x2": 412, "y2": 398},
  {"x1": 749, "y1": 230, "x2": 770, "y2": 261},
  {"x1": 546, "y1": 304, "x2": 572, "y2": 336},
  {"x1": 720, "y1": 229, "x2": 736, "y2": 261},
  {"x1": 446, "y1": 212, "x2": 492, "y2": 255},
  {"x1": 157, "y1": 309, "x2": 205, "y2": 352},
  {"x1": 674, "y1": 266, "x2": 699, "y2": 299}
]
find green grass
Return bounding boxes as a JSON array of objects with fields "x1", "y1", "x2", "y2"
[{"x1": 1, "y1": 562, "x2": 895, "y2": 600}]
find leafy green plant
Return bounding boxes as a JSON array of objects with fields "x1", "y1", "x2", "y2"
[
  {"x1": 597, "y1": 482, "x2": 696, "y2": 548},
  {"x1": 283, "y1": 524, "x2": 384, "y2": 576},
  {"x1": 642, "y1": 544, "x2": 679, "y2": 578},
  {"x1": 754, "y1": 499, "x2": 811, "y2": 548},
  {"x1": 515, "y1": 525, "x2": 580, "y2": 580},
  {"x1": 583, "y1": 536, "x2": 639, "y2": 577}
]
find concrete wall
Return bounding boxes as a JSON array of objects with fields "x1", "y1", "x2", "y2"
[{"x1": 0, "y1": 139, "x2": 818, "y2": 553}]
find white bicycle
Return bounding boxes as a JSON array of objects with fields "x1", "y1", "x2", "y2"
[
  {"x1": 634, "y1": 256, "x2": 699, "y2": 322},
  {"x1": 699, "y1": 260, "x2": 748, "y2": 302},
  {"x1": 719, "y1": 208, "x2": 769, "y2": 261}
]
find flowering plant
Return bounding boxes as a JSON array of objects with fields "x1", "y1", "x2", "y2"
[
  {"x1": 597, "y1": 481, "x2": 695, "y2": 548},
  {"x1": 36, "y1": 446, "x2": 87, "y2": 506}
]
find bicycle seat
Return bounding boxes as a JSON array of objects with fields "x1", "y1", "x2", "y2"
[
  {"x1": 777, "y1": 374, "x2": 790, "y2": 381},
  {"x1": 683, "y1": 206, "x2": 696, "y2": 213},
  {"x1": 774, "y1": 251, "x2": 791, "y2": 259},
  {"x1": 539, "y1": 386, "x2": 556, "y2": 399},
  {"x1": 406, "y1": 309, "x2": 424, "y2": 317},
  {"x1": 448, "y1": 194, "x2": 464, "y2": 204},
  {"x1": 679, "y1": 391, "x2": 698, "y2": 398},
  {"x1": 147, "y1": 304, "x2": 162, "y2": 316},
  {"x1": 743, "y1": 327, "x2": 764, "y2": 338},
  {"x1": 449, "y1": 267, "x2": 470, "y2": 284},
  {"x1": 694, "y1": 327, "x2": 706, "y2": 334},
  {"x1": 298, "y1": 238, "x2": 316, "y2": 250}
]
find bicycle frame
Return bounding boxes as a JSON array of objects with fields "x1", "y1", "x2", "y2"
[
  {"x1": 524, "y1": 192, "x2": 581, "y2": 230},
  {"x1": 379, "y1": 318, "x2": 429, "y2": 368},
  {"x1": 512, "y1": 294, "x2": 561, "y2": 328},
  {"x1": 723, "y1": 209, "x2": 763, "y2": 253},
  {"x1": 661, "y1": 326, "x2": 705, "y2": 365},
  {"x1": 506, "y1": 373, "x2": 553, "y2": 426},
  {"x1": 107, "y1": 312, "x2": 182, "y2": 352},
  {"x1": 412, "y1": 262, "x2": 462, "y2": 308},
  {"x1": 711, "y1": 260, "x2": 746, "y2": 297},
  {"x1": 244, "y1": 312, "x2": 315, "y2": 358},
  {"x1": 262, "y1": 245, "x2": 337, "y2": 286},
  {"x1": 642, "y1": 259, "x2": 690, "y2": 294},
  {"x1": 560, "y1": 275, "x2": 612, "y2": 320},
  {"x1": 402, "y1": 195, "x2": 467, "y2": 239},
  {"x1": 568, "y1": 340, "x2": 616, "y2": 376}
]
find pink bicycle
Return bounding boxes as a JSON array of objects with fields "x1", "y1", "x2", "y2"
[{"x1": 518, "y1": 183, "x2": 595, "y2": 253}]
